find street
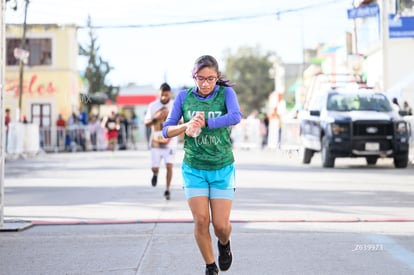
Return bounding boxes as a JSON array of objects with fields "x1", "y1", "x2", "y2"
[{"x1": 1, "y1": 146, "x2": 414, "y2": 274}]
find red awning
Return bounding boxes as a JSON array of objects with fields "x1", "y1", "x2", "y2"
[{"x1": 117, "y1": 95, "x2": 157, "y2": 106}]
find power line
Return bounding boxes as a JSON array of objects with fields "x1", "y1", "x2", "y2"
[{"x1": 79, "y1": 0, "x2": 345, "y2": 29}]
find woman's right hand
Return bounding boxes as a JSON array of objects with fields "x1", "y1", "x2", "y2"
[
  {"x1": 192, "y1": 112, "x2": 205, "y2": 127},
  {"x1": 185, "y1": 113, "x2": 204, "y2": 137},
  {"x1": 185, "y1": 121, "x2": 201, "y2": 137}
]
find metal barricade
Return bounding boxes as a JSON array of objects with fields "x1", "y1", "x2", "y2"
[
  {"x1": 39, "y1": 125, "x2": 90, "y2": 152},
  {"x1": 231, "y1": 118, "x2": 262, "y2": 150},
  {"x1": 65, "y1": 125, "x2": 88, "y2": 152},
  {"x1": 6, "y1": 122, "x2": 40, "y2": 158},
  {"x1": 280, "y1": 118, "x2": 300, "y2": 151},
  {"x1": 55, "y1": 126, "x2": 66, "y2": 152},
  {"x1": 39, "y1": 126, "x2": 53, "y2": 152},
  {"x1": 21, "y1": 122, "x2": 143, "y2": 154},
  {"x1": 124, "y1": 123, "x2": 140, "y2": 150},
  {"x1": 6, "y1": 122, "x2": 25, "y2": 156},
  {"x1": 117, "y1": 123, "x2": 128, "y2": 150},
  {"x1": 24, "y1": 124, "x2": 40, "y2": 155},
  {"x1": 404, "y1": 115, "x2": 414, "y2": 163}
]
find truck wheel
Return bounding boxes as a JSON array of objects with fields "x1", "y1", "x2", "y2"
[
  {"x1": 394, "y1": 154, "x2": 409, "y2": 168},
  {"x1": 366, "y1": 156, "x2": 378, "y2": 165},
  {"x1": 321, "y1": 137, "x2": 335, "y2": 168},
  {"x1": 302, "y1": 147, "x2": 314, "y2": 164}
]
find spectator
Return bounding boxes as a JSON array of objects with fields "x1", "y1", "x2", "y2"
[
  {"x1": 5, "y1": 108, "x2": 11, "y2": 152},
  {"x1": 56, "y1": 114, "x2": 66, "y2": 150},
  {"x1": 104, "y1": 111, "x2": 119, "y2": 151},
  {"x1": 40, "y1": 52, "x2": 51, "y2": 65},
  {"x1": 88, "y1": 115, "x2": 101, "y2": 151},
  {"x1": 258, "y1": 112, "x2": 269, "y2": 149},
  {"x1": 22, "y1": 114, "x2": 28, "y2": 124},
  {"x1": 79, "y1": 111, "x2": 88, "y2": 125},
  {"x1": 5, "y1": 108, "x2": 11, "y2": 128},
  {"x1": 117, "y1": 113, "x2": 129, "y2": 150},
  {"x1": 97, "y1": 117, "x2": 107, "y2": 151},
  {"x1": 392, "y1": 97, "x2": 400, "y2": 112},
  {"x1": 129, "y1": 111, "x2": 139, "y2": 149},
  {"x1": 56, "y1": 114, "x2": 66, "y2": 127},
  {"x1": 66, "y1": 112, "x2": 86, "y2": 151},
  {"x1": 403, "y1": 101, "x2": 412, "y2": 116}
]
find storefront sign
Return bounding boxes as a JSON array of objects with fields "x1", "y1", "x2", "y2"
[
  {"x1": 5, "y1": 74, "x2": 58, "y2": 97},
  {"x1": 347, "y1": 4, "x2": 379, "y2": 19},
  {"x1": 389, "y1": 15, "x2": 414, "y2": 38}
]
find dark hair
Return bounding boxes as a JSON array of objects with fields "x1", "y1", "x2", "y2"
[
  {"x1": 392, "y1": 98, "x2": 399, "y2": 106},
  {"x1": 192, "y1": 55, "x2": 234, "y2": 87},
  {"x1": 160, "y1": 82, "x2": 171, "y2": 92}
]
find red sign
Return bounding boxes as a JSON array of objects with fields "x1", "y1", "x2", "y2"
[
  {"x1": 117, "y1": 95, "x2": 157, "y2": 106},
  {"x1": 5, "y1": 74, "x2": 58, "y2": 97}
]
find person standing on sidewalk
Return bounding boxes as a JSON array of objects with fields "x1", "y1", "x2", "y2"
[
  {"x1": 144, "y1": 82, "x2": 177, "y2": 200},
  {"x1": 104, "y1": 111, "x2": 119, "y2": 151},
  {"x1": 56, "y1": 114, "x2": 66, "y2": 150},
  {"x1": 162, "y1": 55, "x2": 242, "y2": 274},
  {"x1": 4, "y1": 108, "x2": 11, "y2": 153}
]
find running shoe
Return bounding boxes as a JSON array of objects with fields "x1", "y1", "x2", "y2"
[
  {"x1": 151, "y1": 174, "x2": 157, "y2": 187},
  {"x1": 205, "y1": 264, "x2": 219, "y2": 275},
  {"x1": 218, "y1": 240, "x2": 232, "y2": 271},
  {"x1": 164, "y1": 190, "x2": 170, "y2": 200}
]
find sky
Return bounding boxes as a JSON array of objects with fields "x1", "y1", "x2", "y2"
[{"x1": 4, "y1": 0, "x2": 354, "y2": 88}]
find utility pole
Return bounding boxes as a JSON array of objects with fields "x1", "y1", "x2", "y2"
[
  {"x1": 1, "y1": 0, "x2": 6, "y2": 229},
  {"x1": 380, "y1": 0, "x2": 390, "y2": 92},
  {"x1": 299, "y1": 13, "x2": 305, "y2": 79},
  {"x1": 0, "y1": 0, "x2": 31, "y2": 231},
  {"x1": 17, "y1": 0, "x2": 29, "y2": 122}
]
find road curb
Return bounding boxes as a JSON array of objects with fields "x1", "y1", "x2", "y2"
[{"x1": 24, "y1": 217, "x2": 414, "y2": 226}]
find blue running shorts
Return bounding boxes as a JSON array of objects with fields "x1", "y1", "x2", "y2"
[{"x1": 182, "y1": 162, "x2": 236, "y2": 200}]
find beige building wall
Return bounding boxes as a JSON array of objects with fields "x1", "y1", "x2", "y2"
[{"x1": 5, "y1": 24, "x2": 81, "y2": 125}]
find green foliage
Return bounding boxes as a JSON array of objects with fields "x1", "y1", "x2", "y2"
[
  {"x1": 79, "y1": 16, "x2": 119, "y2": 105},
  {"x1": 223, "y1": 46, "x2": 274, "y2": 116},
  {"x1": 400, "y1": 0, "x2": 414, "y2": 10}
]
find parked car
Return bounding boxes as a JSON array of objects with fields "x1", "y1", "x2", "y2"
[{"x1": 298, "y1": 86, "x2": 410, "y2": 168}]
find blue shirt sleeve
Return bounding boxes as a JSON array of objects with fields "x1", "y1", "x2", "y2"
[
  {"x1": 209, "y1": 86, "x2": 242, "y2": 129},
  {"x1": 162, "y1": 90, "x2": 186, "y2": 138}
]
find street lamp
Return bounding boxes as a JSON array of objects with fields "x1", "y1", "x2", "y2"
[{"x1": 17, "y1": 0, "x2": 29, "y2": 122}]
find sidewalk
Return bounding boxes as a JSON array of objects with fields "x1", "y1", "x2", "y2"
[{"x1": 1, "y1": 148, "x2": 414, "y2": 274}]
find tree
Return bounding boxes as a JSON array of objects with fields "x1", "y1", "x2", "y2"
[
  {"x1": 400, "y1": 0, "x2": 414, "y2": 10},
  {"x1": 223, "y1": 46, "x2": 274, "y2": 115},
  {"x1": 79, "y1": 16, "x2": 119, "y2": 113}
]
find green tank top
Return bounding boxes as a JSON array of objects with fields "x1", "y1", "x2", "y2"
[{"x1": 182, "y1": 86, "x2": 234, "y2": 170}]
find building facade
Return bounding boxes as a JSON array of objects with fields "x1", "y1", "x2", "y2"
[
  {"x1": 348, "y1": 0, "x2": 414, "y2": 103},
  {"x1": 5, "y1": 23, "x2": 81, "y2": 127}
]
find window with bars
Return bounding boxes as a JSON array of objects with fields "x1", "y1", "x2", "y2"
[
  {"x1": 31, "y1": 103, "x2": 51, "y2": 127},
  {"x1": 6, "y1": 38, "x2": 52, "y2": 66}
]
